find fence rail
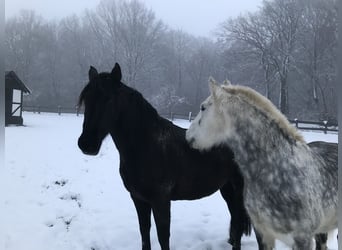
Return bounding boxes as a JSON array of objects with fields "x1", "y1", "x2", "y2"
[
  {"x1": 24, "y1": 105, "x2": 82, "y2": 115},
  {"x1": 288, "y1": 119, "x2": 338, "y2": 134},
  {"x1": 23, "y1": 105, "x2": 338, "y2": 134}
]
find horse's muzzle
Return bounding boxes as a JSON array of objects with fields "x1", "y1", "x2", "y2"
[{"x1": 78, "y1": 135, "x2": 101, "y2": 155}]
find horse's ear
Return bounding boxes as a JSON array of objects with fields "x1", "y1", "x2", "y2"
[
  {"x1": 208, "y1": 77, "x2": 220, "y2": 99},
  {"x1": 111, "y1": 63, "x2": 122, "y2": 82},
  {"x1": 222, "y1": 79, "x2": 232, "y2": 85},
  {"x1": 89, "y1": 66, "x2": 98, "y2": 81}
]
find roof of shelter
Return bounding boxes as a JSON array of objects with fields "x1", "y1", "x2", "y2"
[{"x1": 5, "y1": 71, "x2": 31, "y2": 94}]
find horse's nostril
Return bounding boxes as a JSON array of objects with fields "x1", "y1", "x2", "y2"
[
  {"x1": 78, "y1": 135, "x2": 100, "y2": 155},
  {"x1": 82, "y1": 149, "x2": 98, "y2": 155}
]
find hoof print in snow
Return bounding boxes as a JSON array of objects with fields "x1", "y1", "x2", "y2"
[
  {"x1": 59, "y1": 193, "x2": 82, "y2": 208},
  {"x1": 54, "y1": 179, "x2": 68, "y2": 186},
  {"x1": 57, "y1": 216, "x2": 75, "y2": 231},
  {"x1": 45, "y1": 222, "x2": 54, "y2": 228}
]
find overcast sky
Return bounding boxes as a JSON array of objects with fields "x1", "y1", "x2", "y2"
[{"x1": 5, "y1": 0, "x2": 262, "y2": 37}]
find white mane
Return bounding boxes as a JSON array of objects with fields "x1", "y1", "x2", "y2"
[{"x1": 220, "y1": 84, "x2": 305, "y2": 143}]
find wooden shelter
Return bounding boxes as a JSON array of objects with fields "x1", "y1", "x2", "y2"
[{"x1": 5, "y1": 71, "x2": 31, "y2": 126}]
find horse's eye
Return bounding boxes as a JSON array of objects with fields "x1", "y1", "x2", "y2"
[{"x1": 200, "y1": 104, "x2": 206, "y2": 111}]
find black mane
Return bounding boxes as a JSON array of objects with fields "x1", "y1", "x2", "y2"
[
  {"x1": 78, "y1": 83, "x2": 90, "y2": 107},
  {"x1": 121, "y1": 84, "x2": 160, "y2": 121},
  {"x1": 79, "y1": 73, "x2": 160, "y2": 122}
]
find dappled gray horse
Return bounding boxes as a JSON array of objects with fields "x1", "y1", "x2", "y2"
[{"x1": 186, "y1": 78, "x2": 338, "y2": 250}]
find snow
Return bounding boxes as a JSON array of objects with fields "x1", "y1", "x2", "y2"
[{"x1": 1, "y1": 112, "x2": 338, "y2": 250}]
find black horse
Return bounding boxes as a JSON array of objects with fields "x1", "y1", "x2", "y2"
[{"x1": 77, "y1": 63, "x2": 253, "y2": 250}]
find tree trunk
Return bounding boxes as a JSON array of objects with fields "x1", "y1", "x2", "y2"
[
  {"x1": 279, "y1": 77, "x2": 289, "y2": 115},
  {"x1": 264, "y1": 64, "x2": 270, "y2": 99}
]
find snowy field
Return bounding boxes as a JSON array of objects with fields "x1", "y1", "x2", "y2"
[{"x1": 1, "y1": 112, "x2": 338, "y2": 250}]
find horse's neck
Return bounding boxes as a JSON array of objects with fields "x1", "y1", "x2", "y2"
[
  {"x1": 109, "y1": 110, "x2": 162, "y2": 156},
  {"x1": 228, "y1": 115, "x2": 301, "y2": 180}
]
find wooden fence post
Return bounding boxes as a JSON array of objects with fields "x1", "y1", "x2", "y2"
[
  {"x1": 323, "y1": 120, "x2": 327, "y2": 134},
  {"x1": 188, "y1": 112, "x2": 192, "y2": 122},
  {"x1": 294, "y1": 118, "x2": 298, "y2": 128}
]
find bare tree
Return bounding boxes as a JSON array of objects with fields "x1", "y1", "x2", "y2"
[
  {"x1": 296, "y1": 0, "x2": 337, "y2": 120},
  {"x1": 186, "y1": 38, "x2": 222, "y2": 105},
  {"x1": 5, "y1": 10, "x2": 43, "y2": 83},
  {"x1": 219, "y1": 0, "x2": 304, "y2": 115},
  {"x1": 149, "y1": 85, "x2": 186, "y2": 114},
  {"x1": 38, "y1": 22, "x2": 62, "y2": 102},
  {"x1": 218, "y1": 15, "x2": 276, "y2": 97},
  {"x1": 263, "y1": 0, "x2": 304, "y2": 115},
  {"x1": 5, "y1": 0, "x2": 337, "y2": 121},
  {"x1": 169, "y1": 30, "x2": 194, "y2": 94},
  {"x1": 118, "y1": 0, "x2": 165, "y2": 88},
  {"x1": 84, "y1": 0, "x2": 121, "y2": 68},
  {"x1": 86, "y1": 0, "x2": 165, "y2": 89}
]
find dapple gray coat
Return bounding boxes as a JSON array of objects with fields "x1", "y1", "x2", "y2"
[{"x1": 186, "y1": 79, "x2": 338, "y2": 250}]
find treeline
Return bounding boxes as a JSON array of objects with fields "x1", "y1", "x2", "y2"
[{"x1": 5, "y1": 0, "x2": 337, "y2": 121}]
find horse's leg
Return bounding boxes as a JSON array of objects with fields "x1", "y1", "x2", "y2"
[
  {"x1": 220, "y1": 179, "x2": 252, "y2": 249},
  {"x1": 315, "y1": 233, "x2": 328, "y2": 250},
  {"x1": 151, "y1": 200, "x2": 171, "y2": 250},
  {"x1": 220, "y1": 183, "x2": 243, "y2": 250},
  {"x1": 131, "y1": 195, "x2": 152, "y2": 250},
  {"x1": 254, "y1": 228, "x2": 275, "y2": 250},
  {"x1": 293, "y1": 236, "x2": 313, "y2": 250},
  {"x1": 255, "y1": 229, "x2": 264, "y2": 250}
]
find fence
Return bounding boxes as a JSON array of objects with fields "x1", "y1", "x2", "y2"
[
  {"x1": 288, "y1": 119, "x2": 338, "y2": 134},
  {"x1": 24, "y1": 105, "x2": 82, "y2": 116},
  {"x1": 23, "y1": 105, "x2": 338, "y2": 134}
]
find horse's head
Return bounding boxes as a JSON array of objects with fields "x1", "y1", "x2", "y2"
[
  {"x1": 186, "y1": 78, "x2": 235, "y2": 151},
  {"x1": 78, "y1": 63, "x2": 123, "y2": 155},
  {"x1": 187, "y1": 77, "x2": 305, "y2": 151}
]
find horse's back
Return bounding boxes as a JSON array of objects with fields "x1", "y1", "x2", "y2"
[
  {"x1": 308, "y1": 141, "x2": 338, "y2": 172},
  {"x1": 308, "y1": 141, "x2": 337, "y2": 154}
]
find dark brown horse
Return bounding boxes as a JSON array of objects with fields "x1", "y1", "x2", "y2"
[{"x1": 77, "y1": 63, "x2": 253, "y2": 250}]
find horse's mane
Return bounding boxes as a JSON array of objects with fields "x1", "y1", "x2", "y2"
[
  {"x1": 78, "y1": 74, "x2": 160, "y2": 121},
  {"x1": 126, "y1": 86, "x2": 160, "y2": 120},
  {"x1": 221, "y1": 84, "x2": 305, "y2": 143},
  {"x1": 78, "y1": 84, "x2": 91, "y2": 107}
]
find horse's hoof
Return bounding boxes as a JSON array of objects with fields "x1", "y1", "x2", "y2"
[{"x1": 228, "y1": 238, "x2": 241, "y2": 250}]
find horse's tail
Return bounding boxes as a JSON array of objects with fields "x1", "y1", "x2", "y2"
[
  {"x1": 220, "y1": 179, "x2": 252, "y2": 237},
  {"x1": 243, "y1": 212, "x2": 252, "y2": 236}
]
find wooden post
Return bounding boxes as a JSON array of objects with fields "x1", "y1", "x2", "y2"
[
  {"x1": 188, "y1": 112, "x2": 192, "y2": 122},
  {"x1": 323, "y1": 120, "x2": 327, "y2": 134},
  {"x1": 294, "y1": 118, "x2": 298, "y2": 128},
  {"x1": 76, "y1": 105, "x2": 79, "y2": 116}
]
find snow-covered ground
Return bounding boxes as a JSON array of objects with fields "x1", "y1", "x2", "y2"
[{"x1": 1, "y1": 112, "x2": 338, "y2": 250}]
